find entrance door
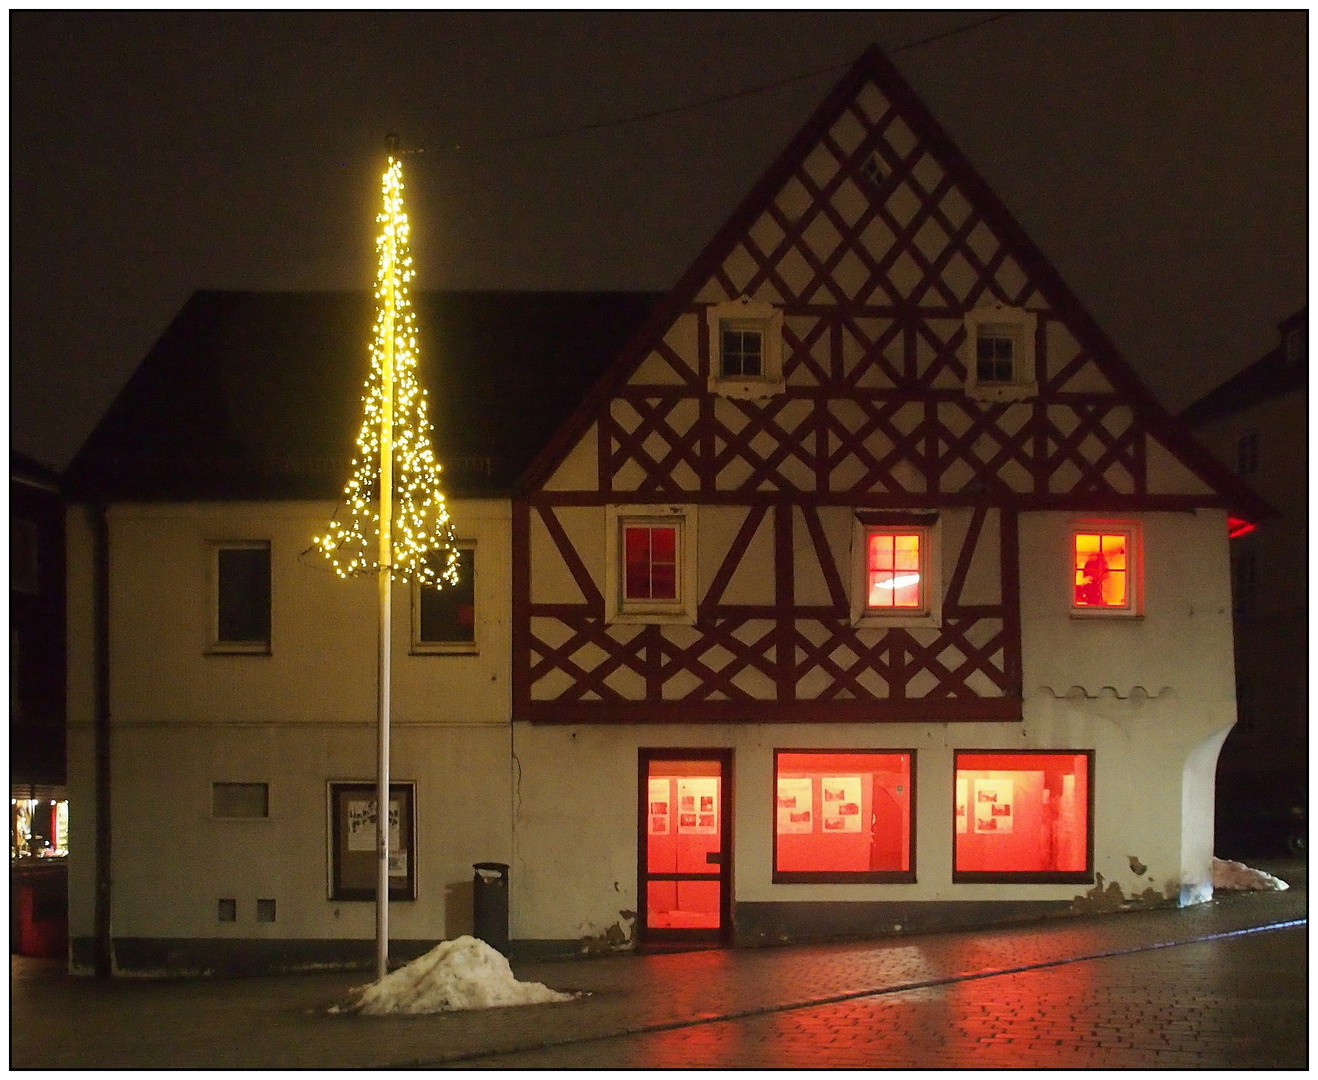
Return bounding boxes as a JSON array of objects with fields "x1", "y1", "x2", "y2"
[{"x1": 638, "y1": 749, "x2": 732, "y2": 945}]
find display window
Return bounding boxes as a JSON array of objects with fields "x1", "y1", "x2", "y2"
[
  {"x1": 11, "y1": 797, "x2": 68, "y2": 859},
  {"x1": 625, "y1": 523, "x2": 678, "y2": 602},
  {"x1": 773, "y1": 750, "x2": 914, "y2": 883},
  {"x1": 953, "y1": 751, "x2": 1093, "y2": 883},
  {"x1": 1071, "y1": 525, "x2": 1139, "y2": 615}
]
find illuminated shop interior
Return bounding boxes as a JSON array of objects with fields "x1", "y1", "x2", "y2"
[
  {"x1": 645, "y1": 759, "x2": 721, "y2": 930},
  {"x1": 954, "y1": 752, "x2": 1090, "y2": 877},
  {"x1": 775, "y1": 751, "x2": 912, "y2": 880},
  {"x1": 12, "y1": 794, "x2": 68, "y2": 860}
]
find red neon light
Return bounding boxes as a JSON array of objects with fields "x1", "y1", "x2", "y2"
[{"x1": 1227, "y1": 516, "x2": 1256, "y2": 539}]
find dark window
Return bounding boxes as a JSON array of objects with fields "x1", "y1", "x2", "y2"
[
  {"x1": 1235, "y1": 431, "x2": 1259, "y2": 478},
  {"x1": 976, "y1": 333, "x2": 1015, "y2": 383},
  {"x1": 417, "y1": 547, "x2": 476, "y2": 646},
  {"x1": 11, "y1": 519, "x2": 38, "y2": 594},
  {"x1": 216, "y1": 544, "x2": 270, "y2": 648},
  {"x1": 256, "y1": 898, "x2": 276, "y2": 922},
  {"x1": 721, "y1": 327, "x2": 763, "y2": 378},
  {"x1": 1232, "y1": 547, "x2": 1257, "y2": 618}
]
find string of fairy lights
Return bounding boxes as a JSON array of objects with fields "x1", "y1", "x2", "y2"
[{"x1": 314, "y1": 156, "x2": 460, "y2": 587}]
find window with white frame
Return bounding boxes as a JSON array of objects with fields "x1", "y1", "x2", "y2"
[
  {"x1": 605, "y1": 505, "x2": 697, "y2": 624},
  {"x1": 850, "y1": 512, "x2": 941, "y2": 627},
  {"x1": 962, "y1": 304, "x2": 1037, "y2": 402},
  {"x1": 209, "y1": 541, "x2": 271, "y2": 653},
  {"x1": 707, "y1": 297, "x2": 785, "y2": 398},
  {"x1": 1070, "y1": 522, "x2": 1141, "y2": 617},
  {"x1": 412, "y1": 545, "x2": 477, "y2": 653}
]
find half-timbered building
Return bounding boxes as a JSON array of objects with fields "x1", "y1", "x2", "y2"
[{"x1": 63, "y1": 46, "x2": 1268, "y2": 974}]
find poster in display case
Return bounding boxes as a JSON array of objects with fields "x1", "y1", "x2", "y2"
[
  {"x1": 677, "y1": 777, "x2": 718, "y2": 834},
  {"x1": 776, "y1": 776, "x2": 814, "y2": 834},
  {"x1": 972, "y1": 778, "x2": 1013, "y2": 834},
  {"x1": 821, "y1": 776, "x2": 862, "y2": 833},
  {"x1": 329, "y1": 782, "x2": 417, "y2": 900},
  {"x1": 648, "y1": 777, "x2": 671, "y2": 835}
]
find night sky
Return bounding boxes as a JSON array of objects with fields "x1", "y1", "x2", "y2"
[{"x1": 9, "y1": 10, "x2": 1307, "y2": 471}]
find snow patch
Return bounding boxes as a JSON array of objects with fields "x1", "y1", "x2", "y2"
[
  {"x1": 1211, "y1": 857, "x2": 1290, "y2": 892},
  {"x1": 332, "y1": 936, "x2": 579, "y2": 1016}
]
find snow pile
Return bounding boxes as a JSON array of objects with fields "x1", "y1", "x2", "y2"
[
  {"x1": 1211, "y1": 857, "x2": 1290, "y2": 892},
  {"x1": 333, "y1": 936, "x2": 579, "y2": 1016}
]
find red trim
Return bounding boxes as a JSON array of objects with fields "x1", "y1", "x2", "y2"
[{"x1": 528, "y1": 698, "x2": 1023, "y2": 724}]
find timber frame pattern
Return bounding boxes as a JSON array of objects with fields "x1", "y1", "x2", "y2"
[{"x1": 510, "y1": 45, "x2": 1261, "y2": 726}]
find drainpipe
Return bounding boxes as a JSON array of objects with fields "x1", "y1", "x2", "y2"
[{"x1": 92, "y1": 503, "x2": 112, "y2": 976}]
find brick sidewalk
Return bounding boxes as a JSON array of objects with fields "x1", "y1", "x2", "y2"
[{"x1": 11, "y1": 861, "x2": 1306, "y2": 1070}]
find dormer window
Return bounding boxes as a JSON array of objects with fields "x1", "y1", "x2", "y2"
[
  {"x1": 963, "y1": 304, "x2": 1037, "y2": 403},
  {"x1": 707, "y1": 297, "x2": 784, "y2": 399}
]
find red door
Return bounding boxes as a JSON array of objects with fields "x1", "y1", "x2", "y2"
[{"x1": 638, "y1": 749, "x2": 732, "y2": 945}]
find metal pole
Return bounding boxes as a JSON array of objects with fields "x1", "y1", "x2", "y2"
[{"x1": 375, "y1": 136, "x2": 399, "y2": 983}]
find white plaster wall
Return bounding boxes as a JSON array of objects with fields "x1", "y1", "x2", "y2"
[
  {"x1": 104, "y1": 722, "x2": 510, "y2": 942},
  {"x1": 66, "y1": 498, "x2": 514, "y2": 948}
]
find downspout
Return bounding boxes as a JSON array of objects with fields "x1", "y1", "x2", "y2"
[{"x1": 92, "y1": 503, "x2": 112, "y2": 976}]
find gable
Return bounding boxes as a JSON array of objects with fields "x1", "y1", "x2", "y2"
[{"x1": 525, "y1": 45, "x2": 1271, "y2": 522}]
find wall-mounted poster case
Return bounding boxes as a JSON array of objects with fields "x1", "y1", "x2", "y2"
[
  {"x1": 329, "y1": 781, "x2": 417, "y2": 900},
  {"x1": 776, "y1": 776, "x2": 813, "y2": 834},
  {"x1": 821, "y1": 776, "x2": 863, "y2": 833}
]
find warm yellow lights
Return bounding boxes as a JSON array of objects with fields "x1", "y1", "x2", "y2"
[{"x1": 315, "y1": 155, "x2": 459, "y2": 587}]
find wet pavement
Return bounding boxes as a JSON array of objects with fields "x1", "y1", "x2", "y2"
[{"x1": 11, "y1": 859, "x2": 1306, "y2": 1070}]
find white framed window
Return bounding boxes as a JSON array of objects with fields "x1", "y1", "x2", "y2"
[
  {"x1": 850, "y1": 512, "x2": 942, "y2": 628},
  {"x1": 707, "y1": 297, "x2": 785, "y2": 399},
  {"x1": 1070, "y1": 521, "x2": 1142, "y2": 618},
  {"x1": 962, "y1": 304, "x2": 1038, "y2": 402},
  {"x1": 605, "y1": 505, "x2": 698, "y2": 624},
  {"x1": 208, "y1": 541, "x2": 271, "y2": 654},
  {"x1": 411, "y1": 544, "x2": 477, "y2": 654}
]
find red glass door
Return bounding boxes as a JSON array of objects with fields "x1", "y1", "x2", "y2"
[{"x1": 639, "y1": 750, "x2": 731, "y2": 944}]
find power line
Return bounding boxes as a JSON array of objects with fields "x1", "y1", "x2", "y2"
[{"x1": 405, "y1": 13, "x2": 1016, "y2": 156}]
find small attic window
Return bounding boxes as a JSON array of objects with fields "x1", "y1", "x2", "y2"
[
  {"x1": 962, "y1": 305, "x2": 1037, "y2": 403},
  {"x1": 707, "y1": 297, "x2": 785, "y2": 399}
]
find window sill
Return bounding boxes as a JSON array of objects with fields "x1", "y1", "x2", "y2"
[
  {"x1": 409, "y1": 642, "x2": 479, "y2": 656},
  {"x1": 1068, "y1": 609, "x2": 1143, "y2": 621},
  {"x1": 964, "y1": 380, "x2": 1037, "y2": 404},
  {"x1": 773, "y1": 870, "x2": 917, "y2": 885},
  {"x1": 205, "y1": 643, "x2": 271, "y2": 656},
  {"x1": 708, "y1": 376, "x2": 786, "y2": 400},
  {"x1": 610, "y1": 608, "x2": 696, "y2": 626},
  {"x1": 852, "y1": 611, "x2": 940, "y2": 630}
]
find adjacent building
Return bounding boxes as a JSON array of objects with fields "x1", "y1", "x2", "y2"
[
  {"x1": 1180, "y1": 309, "x2": 1307, "y2": 839},
  {"x1": 63, "y1": 46, "x2": 1270, "y2": 975}
]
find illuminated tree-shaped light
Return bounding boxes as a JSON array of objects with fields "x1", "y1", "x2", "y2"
[{"x1": 315, "y1": 152, "x2": 459, "y2": 587}]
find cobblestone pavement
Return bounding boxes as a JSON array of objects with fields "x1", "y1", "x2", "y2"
[{"x1": 11, "y1": 860, "x2": 1306, "y2": 1070}]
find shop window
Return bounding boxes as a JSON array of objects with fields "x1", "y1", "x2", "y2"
[
  {"x1": 412, "y1": 545, "x2": 477, "y2": 653},
  {"x1": 212, "y1": 782, "x2": 269, "y2": 819},
  {"x1": 706, "y1": 297, "x2": 785, "y2": 399},
  {"x1": 953, "y1": 751, "x2": 1092, "y2": 883},
  {"x1": 850, "y1": 513, "x2": 941, "y2": 627},
  {"x1": 605, "y1": 506, "x2": 697, "y2": 624},
  {"x1": 774, "y1": 750, "x2": 915, "y2": 883},
  {"x1": 210, "y1": 541, "x2": 271, "y2": 653},
  {"x1": 1071, "y1": 524, "x2": 1139, "y2": 616},
  {"x1": 962, "y1": 304, "x2": 1037, "y2": 402},
  {"x1": 11, "y1": 797, "x2": 67, "y2": 859}
]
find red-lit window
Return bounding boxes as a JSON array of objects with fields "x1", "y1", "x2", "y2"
[
  {"x1": 953, "y1": 751, "x2": 1092, "y2": 883},
  {"x1": 866, "y1": 530, "x2": 924, "y2": 611},
  {"x1": 1071, "y1": 526, "x2": 1138, "y2": 614},
  {"x1": 773, "y1": 750, "x2": 915, "y2": 883},
  {"x1": 624, "y1": 523, "x2": 678, "y2": 602}
]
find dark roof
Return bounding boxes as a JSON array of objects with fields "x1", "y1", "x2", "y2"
[
  {"x1": 1180, "y1": 308, "x2": 1307, "y2": 428},
  {"x1": 11, "y1": 449, "x2": 61, "y2": 492},
  {"x1": 63, "y1": 290, "x2": 661, "y2": 501}
]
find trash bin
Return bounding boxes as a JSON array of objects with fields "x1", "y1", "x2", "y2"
[{"x1": 472, "y1": 862, "x2": 509, "y2": 953}]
